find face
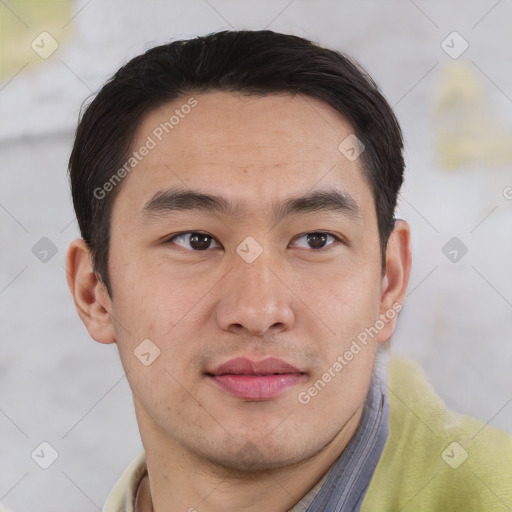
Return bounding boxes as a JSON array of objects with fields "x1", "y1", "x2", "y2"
[{"x1": 80, "y1": 92, "x2": 402, "y2": 471}]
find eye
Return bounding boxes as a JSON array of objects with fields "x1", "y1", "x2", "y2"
[
  {"x1": 291, "y1": 232, "x2": 342, "y2": 250},
  {"x1": 167, "y1": 232, "x2": 221, "y2": 251},
  {"x1": 166, "y1": 231, "x2": 343, "y2": 252}
]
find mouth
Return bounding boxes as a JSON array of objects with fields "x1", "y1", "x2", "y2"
[{"x1": 206, "y1": 357, "x2": 306, "y2": 401}]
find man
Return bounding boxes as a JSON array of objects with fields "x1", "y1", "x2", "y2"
[{"x1": 65, "y1": 30, "x2": 512, "y2": 511}]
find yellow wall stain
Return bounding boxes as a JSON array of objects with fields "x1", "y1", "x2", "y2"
[
  {"x1": 1, "y1": 1, "x2": 73, "y2": 81},
  {"x1": 432, "y1": 62, "x2": 512, "y2": 170}
]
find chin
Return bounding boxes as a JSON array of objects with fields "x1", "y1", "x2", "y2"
[{"x1": 201, "y1": 437, "x2": 315, "y2": 474}]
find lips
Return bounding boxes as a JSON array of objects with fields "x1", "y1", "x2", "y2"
[{"x1": 207, "y1": 357, "x2": 306, "y2": 400}]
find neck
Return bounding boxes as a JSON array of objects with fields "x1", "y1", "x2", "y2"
[{"x1": 135, "y1": 404, "x2": 364, "y2": 512}]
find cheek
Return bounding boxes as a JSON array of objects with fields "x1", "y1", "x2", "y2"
[
  {"x1": 109, "y1": 249, "x2": 176, "y2": 323},
  {"x1": 109, "y1": 263, "x2": 207, "y2": 386},
  {"x1": 302, "y1": 264, "x2": 382, "y2": 344}
]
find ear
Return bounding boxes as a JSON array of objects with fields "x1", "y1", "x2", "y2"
[
  {"x1": 376, "y1": 219, "x2": 412, "y2": 343},
  {"x1": 65, "y1": 238, "x2": 116, "y2": 344}
]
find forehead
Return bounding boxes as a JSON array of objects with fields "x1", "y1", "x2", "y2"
[{"x1": 116, "y1": 91, "x2": 374, "y2": 220}]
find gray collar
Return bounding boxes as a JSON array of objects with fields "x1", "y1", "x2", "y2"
[{"x1": 302, "y1": 362, "x2": 390, "y2": 512}]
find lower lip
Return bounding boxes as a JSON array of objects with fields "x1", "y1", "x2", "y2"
[{"x1": 210, "y1": 374, "x2": 305, "y2": 400}]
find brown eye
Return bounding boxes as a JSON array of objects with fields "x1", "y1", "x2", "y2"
[
  {"x1": 291, "y1": 232, "x2": 341, "y2": 250},
  {"x1": 168, "y1": 232, "x2": 221, "y2": 251}
]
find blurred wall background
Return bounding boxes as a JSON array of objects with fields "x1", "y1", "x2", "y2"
[{"x1": 1, "y1": 1, "x2": 511, "y2": 510}]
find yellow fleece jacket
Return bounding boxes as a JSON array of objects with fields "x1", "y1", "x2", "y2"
[{"x1": 361, "y1": 355, "x2": 512, "y2": 511}]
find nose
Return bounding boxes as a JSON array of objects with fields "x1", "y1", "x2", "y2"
[{"x1": 215, "y1": 252, "x2": 295, "y2": 338}]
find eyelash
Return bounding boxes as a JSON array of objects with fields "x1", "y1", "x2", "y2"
[{"x1": 165, "y1": 231, "x2": 344, "y2": 252}]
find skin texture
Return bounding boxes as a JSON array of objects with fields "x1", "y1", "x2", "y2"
[{"x1": 66, "y1": 91, "x2": 412, "y2": 512}]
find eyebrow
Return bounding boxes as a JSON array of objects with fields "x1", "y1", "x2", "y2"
[{"x1": 141, "y1": 186, "x2": 362, "y2": 224}]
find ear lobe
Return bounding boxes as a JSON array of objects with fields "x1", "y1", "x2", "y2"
[
  {"x1": 376, "y1": 219, "x2": 412, "y2": 343},
  {"x1": 65, "y1": 238, "x2": 116, "y2": 344}
]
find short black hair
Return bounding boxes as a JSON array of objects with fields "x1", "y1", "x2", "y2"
[{"x1": 68, "y1": 29, "x2": 404, "y2": 296}]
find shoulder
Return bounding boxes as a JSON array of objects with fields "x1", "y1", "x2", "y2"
[
  {"x1": 102, "y1": 452, "x2": 147, "y2": 512},
  {"x1": 362, "y1": 354, "x2": 512, "y2": 512}
]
